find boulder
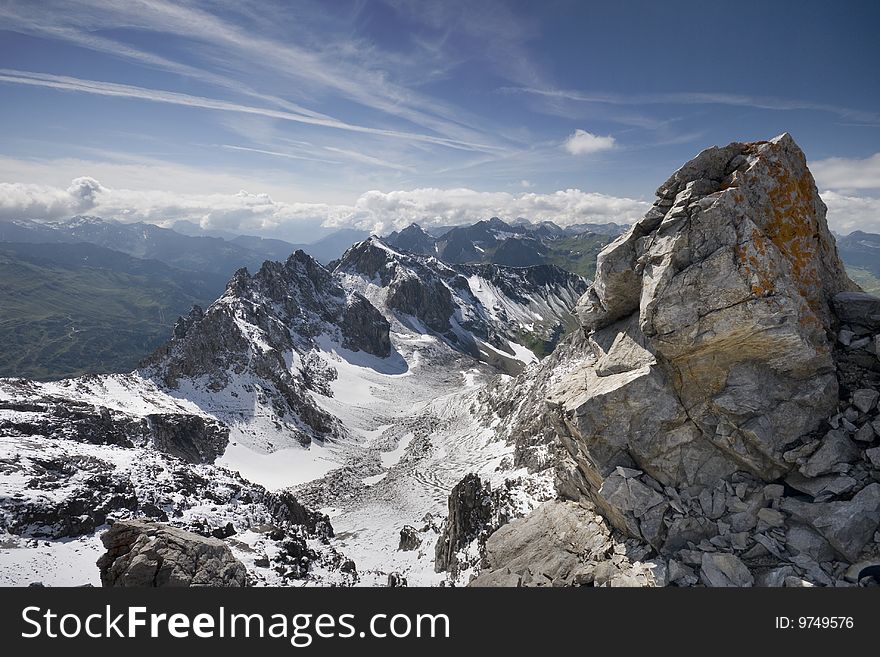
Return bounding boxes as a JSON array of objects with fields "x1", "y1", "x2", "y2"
[
  {"x1": 780, "y1": 483, "x2": 880, "y2": 561},
  {"x1": 852, "y1": 389, "x2": 879, "y2": 414},
  {"x1": 469, "y1": 501, "x2": 663, "y2": 587},
  {"x1": 96, "y1": 520, "x2": 248, "y2": 587},
  {"x1": 398, "y1": 525, "x2": 422, "y2": 551},
  {"x1": 700, "y1": 553, "x2": 754, "y2": 587},
  {"x1": 548, "y1": 134, "x2": 855, "y2": 538},
  {"x1": 833, "y1": 292, "x2": 880, "y2": 331},
  {"x1": 798, "y1": 431, "x2": 859, "y2": 478}
]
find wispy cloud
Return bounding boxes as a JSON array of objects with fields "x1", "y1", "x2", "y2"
[
  {"x1": 323, "y1": 147, "x2": 414, "y2": 172},
  {"x1": 507, "y1": 87, "x2": 880, "y2": 125},
  {"x1": 0, "y1": 0, "x2": 502, "y2": 147},
  {"x1": 220, "y1": 145, "x2": 340, "y2": 165},
  {"x1": 0, "y1": 69, "x2": 500, "y2": 152}
]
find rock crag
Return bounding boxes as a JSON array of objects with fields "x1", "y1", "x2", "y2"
[
  {"x1": 454, "y1": 134, "x2": 880, "y2": 586},
  {"x1": 97, "y1": 520, "x2": 248, "y2": 587}
]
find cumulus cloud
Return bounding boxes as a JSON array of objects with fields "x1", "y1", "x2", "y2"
[
  {"x1": 820, "y1": 191, "x2": 880, "y2": 235},
  {"x1": 0, "y1": 179, "x2": 99, "y2": 221},
  {"x1": 2, "y1": 176, "x2": 876, "y2": 238},
  {"x1": 811, "y1": 153, "x2": 880, "y2": 191},
  {"x1": 0, "y1": 177, "x2": 651, "y2": 236},
  {"x1": 333, "y1": 187, "x2": 650, "y2": 234},
  {"x1": 563, "y1": 129, "x2": 616, "y2": 155}
]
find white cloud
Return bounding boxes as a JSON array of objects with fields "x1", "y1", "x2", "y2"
[
  {"x1": 0, "y1": 177, "x2": 650, "y2": 236},
  {"x1": 0, "y1": 69, "x2": 498, "y2": 153},
  {"x1": 563, "y1": 129, "x2": 616, "y2": 155},
  {"x1": 819, "y1": 191, "x2": 880, "y2": 234},
  {"x1": 811, "y1": 153, "x2": 880, "y2": 191},
  {"x1": 333, "y1": 187, "x2": 649, "y2": 234}
]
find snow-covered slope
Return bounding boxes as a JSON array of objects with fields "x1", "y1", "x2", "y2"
[{"x1": 1, "y1": 244, "x2": 587, "y2": 586}]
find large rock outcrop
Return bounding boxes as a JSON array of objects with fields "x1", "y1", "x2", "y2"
[
  {"x1": 97, "y1": 520, "x2": 248, "y2": 587},
  {"x1": 459, "y1": 134, "x2": 880, "y2": 586},
  {"x1": 568, "y1": 133, "x2": 854, "y2": 491}
]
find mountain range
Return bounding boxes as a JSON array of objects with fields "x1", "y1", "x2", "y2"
[
  {"x1": 385, "y1": 218, "x2": 619, "y2": 277},
  {"x1": 1, "y1": 134, "x2": 878, "y2": 589},
  {"x1": 0, "y1": 210, "x2": 877, "y2": 381},
  {"x1": 0, "y1": 215, "x2": 616, "y2": 379}
]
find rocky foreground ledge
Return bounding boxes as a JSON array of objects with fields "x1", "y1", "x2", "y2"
[
  {"x1": 440, "y1": 134, "x2": 880, "y2": 587},
  {"x1": 97, "y1": 520, "x2": 248, "y2": 587}
]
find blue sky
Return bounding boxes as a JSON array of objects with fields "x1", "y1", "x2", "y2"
[{"x1": 0, "y1": 0, "x2": 878, "y2": 241}]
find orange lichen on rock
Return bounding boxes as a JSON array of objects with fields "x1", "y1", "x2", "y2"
[
  {"x1": 734, "y1": 226, "x2": 777, "y2": 299},
  {"x1": 760, "y1": 150, "x2": 826, "y2": 329}
]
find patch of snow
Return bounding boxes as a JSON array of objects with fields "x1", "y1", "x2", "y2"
[
  {"x1": 218, "y1": 441, "x2": 339, "y2": 490},
  {"x1": 0, "y1": 533, "x2": 104, "y2": 587},
  {"x1": 380, "y1": 432, "x2": 414, "y2": 468},
  {"x1": 362, "y1": 472, "x2": 388, "y2": 486}
]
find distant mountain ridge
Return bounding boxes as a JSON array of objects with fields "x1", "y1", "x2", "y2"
[
  {"x1": 384, "y1": 216, "x2": 623, "y2": 278},
  {"x1": 334, "y1": 236, "x2": 588, "y2": 372}
]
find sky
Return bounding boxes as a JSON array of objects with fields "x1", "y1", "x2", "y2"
[{"x1": 0, "y1": 0, "x2": 878, "y2": 242}]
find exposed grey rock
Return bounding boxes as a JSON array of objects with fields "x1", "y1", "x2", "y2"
[
  {"x1": 853, "y1": 389, "x2": 880, "y2": 414},
  {"x1": 780, "y1": 483, "x2": 880, "y2": 561},
  {"x1": 699, "y1": 552, "x2": 754, "y2": 587},
  {"x1": 469, "y1": 501, "x2": 610, "y2": 587},
  {"x1": 833, "y1": 292, "x2": 880, "y2": 331},
  {"x1": 785, "y1": 472, "x2": 858, "y2": 500},
  {"x1": 663, "y1": 516, "x2": 717, "y2": 553},
  {"x1": 387, "y1": 572, "x2": 408, "y2": 587},
  {"x1": 97, "y1": 520, "x2": 247, "y2": 587},
  {"x1": 855, "y1": 423, "x2": 876, "y2": 443},
  {"x1": 799, "y1": 430, "x2": 859, "y2": 478},
  {"x1": 434, "y1": 475, "x2": 498, "y2": 574},
  {"x1": 668, "y1": 559, "x2": 698, "y2": 586},
  {"x1": 468, "y1": 500, "x2": 663, "y2": 587},
  {"x1": 757, "y1": 565, "x2": 797, "y2": 587},
  {"x1": 598, "y1": 471, "x2": 665, "y2": 518},
  {"x1": 398, "y1": 525, "x2": 422, "y2": 551},
  {"x1": 763, "y1": 484, "x2": 784, "y2": 500},
  {"x1": 866, "y1": 447, "x2": 880, "y2": 469},
  {"x1": 145, "y1": 413, "x2": 228, "y2": 464},
  {"x1": 554, "y1": 135, "x2": 854, "y2": 533},
  {"x1": 785, "y1": 525, "x2": 837, "y2": 562},
  {"x1": 756, "y1": 507, "x2": 785, "y2": 530}
]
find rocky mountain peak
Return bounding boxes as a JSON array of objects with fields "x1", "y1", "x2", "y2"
[
  {"x1": 569, "y1": 133, "x2": 856, "y2": 487},
  {"x1": 469, "y1": 134, "x2": 880, "y2": 584},
  {"x1": 144, "y1": 248, "x2": 390, "y2": 444}
]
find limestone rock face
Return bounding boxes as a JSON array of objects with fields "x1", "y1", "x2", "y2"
[
  {"x1": 469, "y1": 501, "x2": 664, "y2": 587},
  {"x1": 97, "y1": 520, "x2": 248, "y2": 587},
  {"x1": 465, "y1": 134, "x2": 880, "y2": 586},
  {"x1": 562, "y1": 134, "x2": 854, "y2": 493}
]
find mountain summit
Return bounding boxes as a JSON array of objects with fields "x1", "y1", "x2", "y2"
[{"x1": 456, "y1": 134, "x2": 880, "y2": 587}]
